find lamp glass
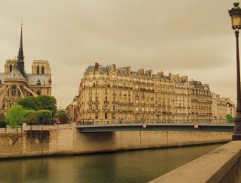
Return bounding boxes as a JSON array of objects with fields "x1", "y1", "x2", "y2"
[{"x1": 231, "y1": 14, "x2": 241, "y2": 27}]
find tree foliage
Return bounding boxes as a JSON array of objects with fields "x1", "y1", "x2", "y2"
[
  {"x1": 35, "y1": 110, "x2": 52, "y2": 125},
  {"x1": 35, "y1": 96, "x2": 57, "y2": 115},
  {"x1": 22, "y1": 110, "x2": 38, "y2": 125},
  {"x1": 20, "y1": 110, "x2": 52, "y2": 125},
  {"x1": 55, "y1": 110, "x2": 68, "y2": 124},
  {"x1": 17, "y1": 97, "x2": 36, "y2": 110},
  {"x1": 227, "y1": 114, "x2": 234, "y2": 123},
  {"x1": 6, "y1": 105, "x2": 25, "y2": 127},
  {"x1": 17, "y1": 95, "x2": 57, "y2": 115},
  {"x1": 0, "y1": 120, "x2": 7, "y2": 128}
]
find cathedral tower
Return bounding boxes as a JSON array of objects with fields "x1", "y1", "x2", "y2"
[{"x1": 17, "y1": 24, "x2": 25, "y2": 77}]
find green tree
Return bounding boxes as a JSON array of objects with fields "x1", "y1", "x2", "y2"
[
  {"x1": 6, "y1": 105, "x2": 25, "y2": 127},
  {"x1": 35, "y1": 95, "x2": 57, "y2": 116},
  {"x1": 17, "y1": 97, "x2": 36, "y2": 110},
  {"x1": 55, "y1": 110, "x2": 68, "y2": 124},
  {"x1": 35, "y1": 110, "x2": 52, "y2": 125},
  {"x1": 17, "y1": 95, "x2": 57, "y2": 116},
  {"x1": 227, "y1": 114, "x2": 234, "y2": 123}
]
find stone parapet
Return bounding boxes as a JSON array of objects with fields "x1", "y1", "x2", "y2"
[{"x1": 149, "y1": 141, "x2": 241, "y2": 183}]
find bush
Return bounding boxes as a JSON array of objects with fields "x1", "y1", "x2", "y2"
[
  {"x1": 0, "y1": 120, "x2": 7, "y2": 128},
  {"x1": 22, "y1": 111, "x2": 39, "y2": 125}
]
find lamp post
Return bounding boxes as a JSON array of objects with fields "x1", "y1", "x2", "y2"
[{"x1": 229, "y1": 2, "x2": 241, "y2": 140}]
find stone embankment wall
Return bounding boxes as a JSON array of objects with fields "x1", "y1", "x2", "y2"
[{"x1": 0, "y1": 123, "x2": 232, "y2": 159}]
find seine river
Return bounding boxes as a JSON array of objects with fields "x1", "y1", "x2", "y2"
[{"x1": 0, "y1": 144, "x2": 222, "y2": 183}]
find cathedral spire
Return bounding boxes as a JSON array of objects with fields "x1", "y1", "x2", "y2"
[{"x1": 17, "y1": 23, "x2": 25, "y2": 76}]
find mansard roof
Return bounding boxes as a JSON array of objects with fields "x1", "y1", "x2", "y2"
[
  {"x1": 0, "y1": 67, "x2": 26, "y2": 84},
  {"x1": 84, "y1": 63, "x2": 190, "y2": 83}
]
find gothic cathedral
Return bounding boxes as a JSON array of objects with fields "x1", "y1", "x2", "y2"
[{"x1": 0, "y1": 25, "x2": 52, "y2": 115}]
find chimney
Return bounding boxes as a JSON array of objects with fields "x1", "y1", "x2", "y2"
[
  {"x1": 138, "y1": 68, "x2": 144, "y2": 75},
  {"x1": 94, "y1": 62, "x2": 100, "y2": 71},
  {"x1": 145, "y1": 69, "x2": 153, "y2": 76}
]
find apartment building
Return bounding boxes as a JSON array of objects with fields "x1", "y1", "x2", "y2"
[{"x1": 68, "y1": 63, "x2": 215, "y2": 123}]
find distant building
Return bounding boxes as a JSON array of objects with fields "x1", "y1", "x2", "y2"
[
  {"x1": 211, "y1": 93, "x2": 236, "y2": 122},
  {"x1": 226, "y1": 99, "x2": 235, "y2": 117},
  {"x1": 67, "y1": 63, "x2": 216, "y2": 123},
  {"x1": 66, "y1": 96, "x2": 79, "y2": 121},
  {"x1": 0, "y1": 26, "x2": 52, "y2": 115}
]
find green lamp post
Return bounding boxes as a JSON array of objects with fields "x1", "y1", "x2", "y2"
[{"x1": 229, "y1": 2, "x2": 241, "y2": 140}]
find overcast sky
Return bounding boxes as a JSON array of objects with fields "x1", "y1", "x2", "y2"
[{"x1": 0, "y1": 0, "x2": 237, "y2": 108}]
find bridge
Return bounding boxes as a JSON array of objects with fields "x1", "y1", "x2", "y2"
[{"x1": 76, "y1": 122, "x2": 234, "y2": 133}]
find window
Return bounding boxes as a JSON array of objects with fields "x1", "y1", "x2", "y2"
[
  {"x1": 105, "y1": 113, "x2": 108, "y2": 119},
  {"x1": 41, "y1": 66, "x2": 44, "y2": 74},
  {"x1": 11, "y1": 85, "x2": 16, "y2": 96},
  {"x1": 37, "y1": 66, "x2": 40, "y2": 74},
  {"x1": 37, "y1": 79, "x2": 41, "y2": 85},
  {"x1": 10, "y1": 65, "x2": 12, "y2": 72}
]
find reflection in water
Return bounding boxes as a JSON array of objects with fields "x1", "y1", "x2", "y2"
[{"x1": 0, "y1": 144, "x2": 223, "y2": 183}]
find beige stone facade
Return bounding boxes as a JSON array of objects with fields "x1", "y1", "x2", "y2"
[
  {"x1": 68, "y1": 63, "x2": 218, "y2": 123},
  {"x1": 0, "y1": 60, "x2": 52, "y2": 114}
]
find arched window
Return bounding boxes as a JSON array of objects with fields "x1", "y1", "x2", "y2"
[
  {"x1": 41, "y1": 66, "x2": 44, "y2": 74},
  {"x1": 11, "y1": 85, "x2": 16, "y2": 96},
  {"x1": 10, "y1": 65, "x2": 12, "y2": 72},
  {"x1": 37, "y1": 66, "x2": 40, "y2": 74},
  {"x1": 105, "y1": 113, "x2": 108, "y2": 119}
]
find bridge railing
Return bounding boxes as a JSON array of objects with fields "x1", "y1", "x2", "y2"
[{"x1": 77, "y1": 119, "x2": 230, "y2": 126}]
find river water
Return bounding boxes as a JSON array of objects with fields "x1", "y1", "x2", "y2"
[{"x1": 0, "y1": 144, "x2": 222, "y2": 183}]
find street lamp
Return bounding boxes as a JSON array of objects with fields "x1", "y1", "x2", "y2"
[{"x1": 229, "y1": 2, "x2": 241, "y2": 140}]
